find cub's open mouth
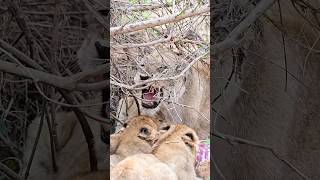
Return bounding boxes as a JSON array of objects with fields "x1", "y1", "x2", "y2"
[{"x1": 141, "y1": 86, "x2": 163, "y2": 109}]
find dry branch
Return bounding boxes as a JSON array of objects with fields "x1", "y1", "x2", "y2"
[
  {"x1": 213, "y1": 130, "x2": 309, "y2": 180},
  {"x1": 82, "y1": 0, "x2": 108, "y2": 29},
  {"x1": 0, "y1": 162, "x2": 21, "y2": 180},
  {"x1": 110, "y1": 51, "x2": 209, "y2": 89},
  {"x1": 24, "y1": 104, "x2": 45, "y2": 180},
  {"x1": 22, "y1": 10, "x2": 88, "y2": 15},
  {"x1": 113, "y1": 3, "x2": 169, "y2": 12},
  {"x1": 0, "y1": 0, "x2": 109, "y2": 176},
  {"x1": 59, "y1": 90, "x2": 98, "y2": 171},
  {"x1": 111, "y1": 34, "x2": 172, "y2": 49},
  {"x1": 212, "y1": 0, "x2": 276, "y2": 55},
  {"x1": 110, "y1": 5, "x2": 209, "y2": 36},
  {"x1": 0, "y1": 60, "x2": 109, "y2": 91},
  {"x1": 0, "y1": 39, "x2": 43, "y2": 70},
  {"x1": 5, "y1": 0, "x2": 35, "y2": 58}
]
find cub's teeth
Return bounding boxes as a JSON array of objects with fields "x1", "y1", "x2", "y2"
[{"x1": 149, "y1": 87, "x2": 155, "y2": 93}]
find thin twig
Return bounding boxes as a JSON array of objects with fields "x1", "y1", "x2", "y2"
[
  {"x1": 24, "y1": 102, "x2": 46, "y2": 180},
  {"x1": 213, "y1": 130, "x2": 309, "y2": 180},
  {"x1": 82, "y1": 0, "x2": 108, "y2": 29},
  {"x1": 110, "y1": 51, "x2": 209, "y2": 89},
  {"x1": 111, "y1": 34, "x2": 172, "y2": 49},
  {"x1": 113, "y1": 3, "x2": 169, "y2": 12},
  {"x1": 0, "y1": 162, "x2": 22, "y2": 180},
  {"x1": 277, "y1": 0, "x2": 288, "y2": 92},
  {"x1": 58, "y1": 90, "x2": 98, "y2": 171},
  {"x1": 212, "y1": 0, "x2": 276, "y2": 55}
]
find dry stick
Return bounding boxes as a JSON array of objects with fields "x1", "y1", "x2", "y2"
[
  {"x1": 111, "y1": 61, "x2": 140, "y2": 115},
  {"x1": 24, "y1": 103, "x2": 46, "y2": 180},
  {"x1": 0, "y1": 56, "x2": 102, "y2": 172},
  {"x1": 213, "y1": 130, "x2": 309, "y2": 180},
  {"x1": 277, "y1": 0, "x2": 288, "y2": 92},
  {"x1": 168, "y1": 101, "x2": 209, "y2": 122},
  {"x1": 48, "y1": 2, "x2": 60, "y2": 164},
  {"x1": 0, "y1": 37, "x2": 109, "y2": 106},
  {"x1": 244, "y1": 48, "x2": 308, "y2": 89},
  {"x1": 111, "y1": 51, "x2": 209, "y2": 89},
  {"x1": 212, "y1": 158, "x2": 226, "y2": 180},
  {"x1": 59, "y1": 90, "x2": 98, "y2": 171},
  {"x1": 50, "y1": 0, "x2": 61, "y2": 75},
  {"x1": 21, "y1": 2, "x2": 56, "y2": 6},
  {"x1": 212, "y1": 53, "x2": 236, "y2": 104},
  {"x1": 111, "y1": 34, "x2": 172, "y2": 49},
  {"x1": 0, "y1": 60, "x2": 109, "y2": 91},
  {"x1": 45, "y1": 108, "x2": 58, "y2": 172},
  {"x1": 5, "y1": 0, "x2": 35, "y2": 59},
  {"x1": 290, "y1": 0, "x2": 320, "y2": 32},
  {"x1": 110, "y1": 5, "x2": 209, "y2": 36},
  {"x1": 0, "y1": 47, "x2": 109, "y2": 108},
  {"x1": 0, "y1": 23, "x2": 101, "y2": 173},
  {"x1": 69, "y1": 63, "x2": 110, "y2": 83},
  {"x1": 22, "y1": 10, "x2": 88, "y2": 15},
  {"x1": 0, "y1": 39, "x2": 43, "y2": 70},
  {"x1": 0, "y1": 98, "x2": 20, "y2": 156},
  {"x1": 212, "y1": 0, "x2": 276, "y2": 55},
  {"x1": 0, "y1": 162, "x2": 21, "y2": 180},
  {"x1": 33, "y1": 82, "x2": 109, "y2": 108},
  {"x1": 113, "y1": 3, "x2": 169, "y2": 12},
  {"x1": 82, "y1": 0, "x2": 108, "y2": 29},
  {"x1": 50, "y1": 100, "x2": 58, "y2": 151}
]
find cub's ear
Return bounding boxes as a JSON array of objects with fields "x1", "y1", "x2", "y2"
[
  {"x1": 160, "y1": 124, "x2": 171, "y2": 131},
  {"x1": 158, "y1": 124, "x2": 171, "y2": 135},
  {"x1": 182, "y1": 131, "x2": 199, "y2": 153},
  {"x1": 110, "y1": 133, "x2": 121, "y2": 154}
]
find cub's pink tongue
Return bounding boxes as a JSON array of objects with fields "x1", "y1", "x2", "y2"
[{"x1": 143, "y1": 92, "x2": 156, "y2": 100}]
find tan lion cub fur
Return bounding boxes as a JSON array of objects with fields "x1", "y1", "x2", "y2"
[
  {"x1": 110, "y1": 124, "x2": 202, "y2": 180},
  {"x1": 110, "y1": 116, "x2": 159, "y2": 169}
]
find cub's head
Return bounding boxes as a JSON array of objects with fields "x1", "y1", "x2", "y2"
[
  {"x1": 122, "y1": 115, "x2": 158, "y2": 143},
  {"x1": 111, "y1": 115, "x2": 159, "y2": 156},
  {"x1": 153, "y1": 124, "x2": 199, "y2": 157}
]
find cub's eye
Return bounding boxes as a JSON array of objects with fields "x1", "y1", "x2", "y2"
[
  {"x1": 123, "y1": 123, "x2": 128, "y2": 128},
  {"x1": 160, "y1": 125, "x2": 170, "y2": 131},
  {"x1": 140, "y1": 127, "x2": 149, "y2": 134},
  {"x1": 185, "y1": 133, "x2": 194, "y2": 141}
]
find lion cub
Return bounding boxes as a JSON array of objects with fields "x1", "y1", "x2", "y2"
[
  {"x1": 110, "y1": 116, "x2": 159, "y2": 168},
  {"x1": 111, "y1": 124, "x2": 201, "y2": 180}
]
